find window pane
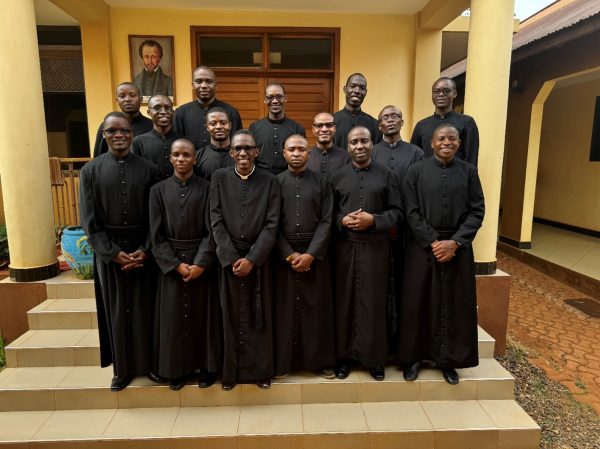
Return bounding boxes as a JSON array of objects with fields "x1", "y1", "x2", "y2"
[
  {"x1": 268, "y1": 38, "x2": 331, "y2": 69},
  {"x1": 199, "y1": 37, "x2": 262, "y2": 68}
]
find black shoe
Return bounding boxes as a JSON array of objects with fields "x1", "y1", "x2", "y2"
[
  {"x1": 110, "y1": 375, "x2": 133, "y2": 392},
  {"x1": 147, "y1": 372, "x2": 164, "y2": 383},
  {"x1": 169, "y1": 377, "x2": 186, "y2": 391},
  {"x1": 198, "y1": 370, "x2": 217, "y2": 388},
  {"x1": 442, "y1": 368, "x2": 459, "y2": 385},
  {"x1": 369, "y1": 367, "x2": 385, "y2": 381},
  {"x1": 256, "y1": 378, "x2": 271, "y2": 389},
  {"x1": 334, "y1": 363, "x2": 351, "y2": 379},
  {"x1": 403, "y1": 362, "x2": 421, "y2": 382},
  {"x1": 221, "y1": 381, "x2": 236, "y2": 391}
]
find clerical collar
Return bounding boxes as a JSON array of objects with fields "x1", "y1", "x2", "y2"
[
  {"x1": 107, "y1": 151, "x2": 133, "y2": 162},
  {"x1": 235, "y1": 165, "x2": 256, "y2": 180},
  {"x1": 433, "y1": 110, "x2": 456, "y2": 120},
  {"x1": 352, "y1": 163, "x2": 371, "y2": 171},
  {"x1": 268, "y1": 116, "x2": 286, "y2": 124},
  {"x1": 383, "y1": 137, "x2": 402, "y2": 148},
  {"x1": 210, "y1": 143, "x2": 230, "y2": 152},
  {"x1": 151, "y1": 128, "x2": 174, "y2": 139},
  {"x1": 171, "y1": 173, "x2": 196, "y2": 186}
]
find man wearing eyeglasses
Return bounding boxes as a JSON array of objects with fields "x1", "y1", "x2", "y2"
[
  {"x1": 410, "y1": 77, "x2": 479, "y2": 166},
  {"x1": 173, "y1": 66, "x2": 242, "y2": 149},
  {"x1": 92, "y1": 82, "x2": 153, "y2": 158},
  {"x1": 132, "y1": 95, "x2": 185, "y2": 179},
  {"x1": 307, "y1": 112, "x2": 350, "y2": 179},
  {"x1": 210, "y1": 130, "x2": 281, "y2": 391},
  {"x1": 333, "y1": 73, "x2": 380, "y2": 149},
  {"x1": 249, "y1": 83, "x2": 305, "y2": 175},
  {"x1": 80, "y1": 112, "x2": 160, "y2": 392}
]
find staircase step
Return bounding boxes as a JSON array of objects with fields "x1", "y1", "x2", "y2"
[
  {"x1": 44, "y1": 272, "x2": 94, "y2": 299},
  {"x1": 0, "y1": 400, "x2": 540, "y2": 449},
  {"x1": 0, "y1": 359, "x2": 514, "y2": 412},
  {"x1": 28, "y1": 298, "x2": 97, "y2": 330}
]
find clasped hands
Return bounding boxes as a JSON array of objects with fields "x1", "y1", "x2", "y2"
[
  {"x1": 112, "y1": 250, "x2": 147, "y2": 271},
  {"x1": 431, "y1": 239, "x2": 459, "y2": 263},
  {"x1": 342, "y1": 208, "x2": 374, "y2": 231},
  {"x1": 286, "y1": 252, "x2": 315, "y2": 272},
  {"x1": 232, "y1": 258, "x2": 254, "y2": 277},
  {"x1": 176, "y1": 263, "x2": 205, "y2": 282}
]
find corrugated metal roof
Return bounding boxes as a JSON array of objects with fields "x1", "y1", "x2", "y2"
[
  {"x1": 39, "y1": 45, "x2": 85, "y2": 93},
  {"x1": 441, "y1": 0, "x2": 600, "y2": 78}
]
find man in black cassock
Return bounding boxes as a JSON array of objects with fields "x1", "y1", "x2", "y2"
[
  {"x1": 333, "y1": 74, "x2": 380, "y2": 149},
  {"x1": 196, "y1": 107, "x2": 234, "y2": 180},
  {"x1": 149, "y1": 138, "x2": 220, "y2": 391},
  {"x1": 80, "y1": 112, "x2": 160, "y2": 391},
  {"x1": 92, "y1": 83, "x2": 153, "y2": 158},
  {"x1": 210, "y1": 130, "x2": 281, "y2": 390},
  {"x1": 132, "y1": 95, "x2": 184, "y2": 179},
  {"x1": 399, "y1": 123, "x2": 484, "y2": 385},
  {"x1": 410, "y1": 77, "x2": 479, "y2": 166},
  {"x1": 307, "y1": 112, "x2": 350, "y2": 179},
  {"x1": 173, "y1": 66, "x2": 242, "y2": 149},
  {"x1": 250, "y1": 83, "x2": 305, "y2": 175},
  {"x1": 330, "y1": 126, "x2": 402, "y2": 381},
  {"x1": 274, "y1": 134, "x2": 335, "y2": 379}
]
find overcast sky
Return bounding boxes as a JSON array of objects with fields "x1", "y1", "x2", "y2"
[{"x1": 514, "y1": 0, "x2": 556, "y2": 20}]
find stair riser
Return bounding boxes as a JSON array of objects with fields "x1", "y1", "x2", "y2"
[
  {"x1": 5, "y1": 347, "x2": 100, "y2": 368},
  {"x1": 28, "y1": 312, "x2": 97, "y2": 330},
  {"x1": 45, "y1": 283, "x2": 94, "y2": 300}
]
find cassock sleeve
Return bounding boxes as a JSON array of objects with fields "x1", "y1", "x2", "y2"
[
  {"x1": 92, "y1": 124, "x2": 104, "y2": 158},
  {"x1": 306, "y1": 177, "x2": 333, "y2": 260},
  {"x1": 193, "y1": 195, "x2": 217, "y2": 269},
  {"x1": 246, "y1": 176, "x2": 281, "y2": 266},
  {"x1": 463, "y1": 116, "x2": 479, "y2": 166},
  {"x1": 149, "y1": 185, "x2": 181, "y2": 274},
  {"x1": 372, "y1": 170, "x2": 403, "y2": 232},
  {"x1": 173, "y1": 108, "x2": 185, "y2": 136},
  {"x1": 131, "y1": 137, "x2": 142, "y2": 157},
  {"x1": 451, "y1": 167, "x2": 485, "y2": 246},
  {"x1": 210, "y1": 171, "x2": 241, "y2": 267},
  {"x1": 139, "y1": 166, "x2": 161, "y2": 253},
  {"x1": 410, "y1": 122, "x2": 423, "y2": 150},
  {"x1": 230, "y1": 108, "x2": 243, "y2": 135},
  {"x1": 79, "y1": 165, "x2": 121, "y2": 263},
  {"x1": 402, "y1": 166, "x2": 440, "y2": 248}
]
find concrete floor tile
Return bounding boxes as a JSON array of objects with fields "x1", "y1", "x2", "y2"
[
  {"x1": 302, "y1": 403, "x2": 367, "y2": 432},
  {"x1": 32, "y1": 409, "x2": 116, "y2": 440},
  {"x1": 238, "y1": 404, "x2": 302, "y2": 435},
  {"x1": 171, "y1": 406, "x2": 240, "y2": 436},
  {"x1": 0, "y1": 410, "x2": 53, "y2": 440},
  {"x1": 362, "y1": 401, "x2": 432, "y2": 431},
  {"x1": 102, "y1": 407, "x2": 179, "y2": 438}
]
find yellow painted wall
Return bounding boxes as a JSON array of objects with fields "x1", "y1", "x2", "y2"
[
  {"x1": 106, "y1": 8, "x2": 417, "y2": 139},
  {"x1": 534, "y1": 78, "x2": 600, "y2": 231}
]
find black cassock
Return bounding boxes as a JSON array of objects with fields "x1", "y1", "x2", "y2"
[
  {"x1": 274, "y1": 169, "x2": 335, "y2": 375},
  {"x1": 173, "y1": 99, "x2": 242, "y2": 149},
  {"x1": 196, "y1": 143, "x2": 234, "y2": 181},
  {"x1": 399, "y1": 156, "x2": 484, "y2": 369},
  {"x1": 149, "y1": 174, "x2": 221, "y2": 379},
  {"x1": 210, "y1": 167, "x2": 281, "y2": 382},
  {"x1": 330, "y1": 162, "x2": 402, "y2": 368},
  {"x1": 306, "y1": 145, "x2": 350, "y2": 179},
  {"x1": 79, "y1": 152, "x2": 159, "y2": 378},
  {"x1": 410, "y1": 111, "x2": 479, "y2": 166},
  {"x1": 92, "y1": 114, "x2": 153, "y2": 158},
  {"x1": 132, "y1": 129, "x2": 185, "y2": 180},
  {"x1": 250, "y1": 117, "x2": 306, "y2": 175},
  {"x1": 333, "y1": 108, "x2": 381, "y2": 149}
]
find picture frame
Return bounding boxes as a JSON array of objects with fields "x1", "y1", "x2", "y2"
[{"x1": 128, "y1": 35, "x2": 175, "y2": 104}]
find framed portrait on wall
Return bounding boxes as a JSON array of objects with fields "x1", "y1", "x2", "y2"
[{"x1": 128, "y1": 35, "x2": 175, "y2": 103}]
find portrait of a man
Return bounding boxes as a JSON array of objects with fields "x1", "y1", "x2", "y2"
[{"x1": 129, "y1": 36, "x2": 175, "y2": 101}]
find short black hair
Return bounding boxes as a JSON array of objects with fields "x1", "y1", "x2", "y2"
[
  {"x1": 231, "y1": 129, "x2": 256, "y2": 143},
  {"x1": 102, "y1": 111, "x2": 129, "y2": 126},
  {"x1": 347, "y1": 125, "x2": 371, "y2": 140},
  {"x1": 265, "y1": 83, "x2": 286, "y2": 95},
  {"x1": 433, "y1": 123, "x2": 459, "y2": 136},
  {"x1": 148, "y1": 94, "x2": 172, "y2": 105},
  {"x1": 206, "y1": 106, "x2": 230, "y2": 122},
  {"x1": 433, "y1": 77, "x2": 456, "y2": 90},
  {"x1": 345, "y1": 73, "x2": 367, "y2": 86},
  {"x1": 138, "y1": 39, "x2": 163, "y2": 58},
  {"x1": 115, "y1": 82, "x2": 140, "y2": 96},
  {"x1": 284, "y1": 134, "x2": 308, "y2": 148},
  {"x1": 171, "y1": 137, "x2": 196, "y2": 153}
]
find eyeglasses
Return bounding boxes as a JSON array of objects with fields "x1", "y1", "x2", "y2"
[
  {"x1": 265, "y1": 94, "x2": 285, "y2": 102},
  {"x1": 312, "y1": 122, "x2": 335, "y2": 129},
  {"x1": 150, "y1": 105, "x2": 173, "y2": 112},
  {"x1": 432, "y1": 88, "x2": 454, "y2": 97},
  {"x1": 231, "y1": 145, "x2": 257, "y2": 153},
  {"x1": 103, "y1": 128, "x2": 133, "y2": 135},
  {"x1": 380, "y1": 113, "x2": 401, "y2": 122}
]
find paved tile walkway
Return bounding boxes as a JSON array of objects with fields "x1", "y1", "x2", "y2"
[{"x1": 498, "y1": 252, "x2": 600, "y2": 415}]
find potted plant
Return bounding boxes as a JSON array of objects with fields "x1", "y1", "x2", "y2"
[{"x1": 61, "y1": 226, "x2": 94, "y2": 280}]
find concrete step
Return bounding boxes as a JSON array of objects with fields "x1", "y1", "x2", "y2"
[
  {"x1": 28, "y1": 298, "x2": 97, "y2": 330},
  {"x1": 0, "y1": 358, "x2": 514, "y2": 412},
  {"x1": 44, "y1": 271, "x2": 94, "y2": 300},
  {"x1": 0, "y1": 400, "x2": 541, "y2": 449},
  {"x1": 4, "y1": 327, "x2": 496, "y2": 369}
]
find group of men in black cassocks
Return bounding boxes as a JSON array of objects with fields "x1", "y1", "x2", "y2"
[{"x1": 80, "y1": 66, "x2": 484, "y2": 392}]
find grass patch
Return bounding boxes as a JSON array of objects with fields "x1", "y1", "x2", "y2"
[{"x1": 0, "y1": 333, "x2": 5, "y2": 371}]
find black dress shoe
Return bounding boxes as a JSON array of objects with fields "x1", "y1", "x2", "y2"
[
  {"x1": 147, "y1": 372, "x2": 164, "y2": 383},
  {"x1": 256, "y1": 378, "x2": 271, "y2": 389},
  {"x1": 221, "y1": 381, "x2": 237, "y2": 391},
  {"x1": 334, "y1": 363, "x2": 351, "y2": 379},
  {"x1": 198, "y1": 370, "x2": 217, "y2": 388},
  {"x1": 110, "y1": 375, "x2": 134, "y2": 392},
  {"x1": 442, "y1": 368, "x2": 459, "y2": 385},
  {"x1": 169, "y1": 377, "x2": 186, "y2": 391},
  {"x1": 369, "y1": 367, "x2": 385, "y2": 381},
  {"x1": 403, "y1": 362, "x2": 421, "y2": 382}
]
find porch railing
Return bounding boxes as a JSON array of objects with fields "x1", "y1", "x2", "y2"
[{"x1": 49, "y1": 157, "x2": 91, "y2": 229}]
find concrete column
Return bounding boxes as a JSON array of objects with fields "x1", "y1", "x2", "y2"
[
  {"x1": 463, "y1": 0, "x2": 515, "y2": 274},
  {"x1": 0, "y1": 0, "x2": 59, "y2": 281},
  {"x1": 411, "y1": 28, "x2": 442, "y2": 132}
]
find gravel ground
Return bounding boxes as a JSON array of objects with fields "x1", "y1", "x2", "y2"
[{"x1": 496, "y1": 335, "x2": 600, "y2": 449}]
